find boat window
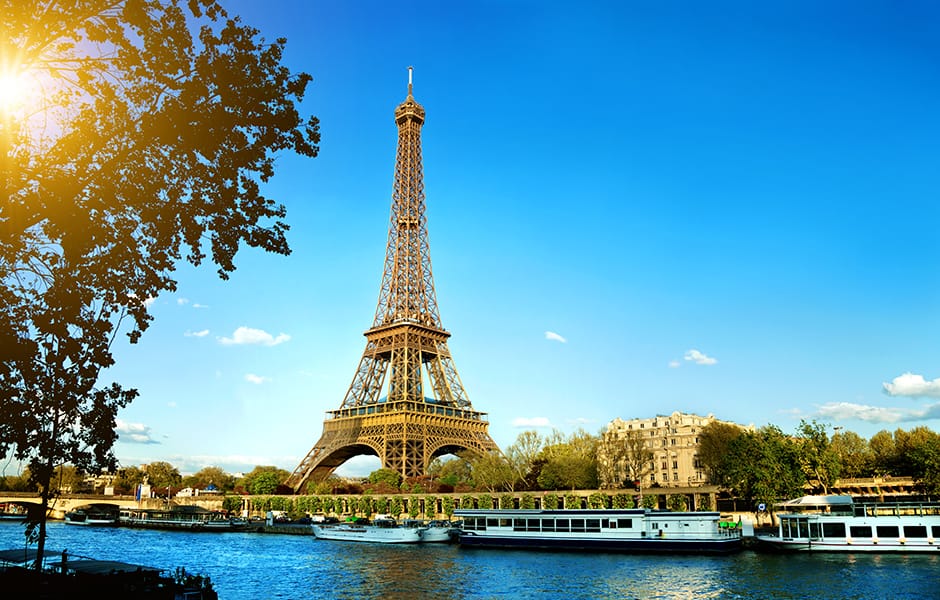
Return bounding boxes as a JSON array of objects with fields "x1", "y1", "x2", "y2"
[
  {"x1": 617, "y1": 519, "x2": 633, "y2": 528},
  {"x1": 808, "y1": 523, "x2": 821, "y2": 540},
  {"x1": 527, "y1": 519, "x2": 540, "y2": 532},
  {"x1": 571, "y1": 519, "x2": 585, "y2": 532},
  {"x1": 784, "y1": 519, "x2": 806, "y2": 539},
  {"x1": 513, "y1": 519, "x2": 526, "y2": 532},
  {"x1": 556, "y1": 519, "x2": 569, "y2": 532},
  {"x1": 822, "y1": 522, "x2": 846, "y2": 538},
  {"x1": 932, "y1": 526, "x2": 940, "y2": 538},
  {"x1": 849, "y1": 526, "x2": 872, "y2": 538},
  {"x1": 486, "y1": 518, "x2": 499, "y2": 528},
  {"x1": 601, "y1": 519, "x2": 610, "y2": 528},
  {"x1": 876, "y1": 526, "x2": 900, "y2": 538},
  {"x1": 499, "y1": 519, "x2": 511, "y2": 528},
  {"x1": 542, "y1": 519, "x2": 555, "y2": 532},
  {"x1": 904, "y1": 526, "x2": 927, "y2": 538},
  {"x1": 586, "y1": 519, "x2": 601, "y2": 533}
]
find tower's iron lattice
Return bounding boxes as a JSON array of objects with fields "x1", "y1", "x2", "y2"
[{"x1": 287, "y1": 69, "x2": 498, "y2": 492}]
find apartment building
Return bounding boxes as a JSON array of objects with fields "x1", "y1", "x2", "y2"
[{"x1": 599, "y1": 411, "x2": 751, "y2": 488}]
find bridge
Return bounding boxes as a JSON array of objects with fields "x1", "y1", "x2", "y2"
[{"x1": 0, "y1": 492, "x2": 226, "y2": 519}]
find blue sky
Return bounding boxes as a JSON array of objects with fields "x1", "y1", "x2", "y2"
[{"x1": 100, "y1": 1, "x2": 939, "y2": 477}]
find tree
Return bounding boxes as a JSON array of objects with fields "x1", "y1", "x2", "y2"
[
  {"x1": 830, "y1": 430, "x2": 871, "y2": 478},
  {"x1": 182, "y1": 466, "x2": 235, "y2": 492},
  {"x1": 469, "y1": 451, "x2": 514, "y2": 493},
  {"x1": 0, "y1": 468, "x2": 35, "y2": 492},
  {"x1": 536, "y1": 429, "x2": 599, "y2": 490},
  {"x1": 869, "y1": 430, "x2": 898, "y2": 476},
  {"x1": 239, "y1": 466, "x2": 289, "y2": 495},
  {"x1": 0, "y1": 0, "x2": 318, "y2": 567},
  {"x1": 895, "y1": 427, "x2": 940, "y2": 477},
  {"x1": 697, "y1": 421, "x2": 745, "y2": 488},
  {"x1": 367, "y1": 468, "x2": 402, "y2": 490},
  {"x1": 598, "y1": 427, "x2": 653, "y2": 489},
  {"x1": 428, "y1": 453, "x2": 473, "y2": 489},
  {"x1": 505, "y1": 430, "x2": 544, "y2": 490},
  {"x1": 795, "y1": 420, "x2": 841, "y2": 494},
  {"x1": 145, "y1": 461, "x2": 182, "y2": 491},
  {"x1": 53, "y1": 464, "x2": 87, "y2": 494},
  {"x1": 909, "y1": 434, "x2": 940, "y2": 496},
  {"x1": 723, "y1": 425, "x2": 805, "y2": 512},
  {"x1": 112, "y1": 465, "x2": 145, "y2": 495}
]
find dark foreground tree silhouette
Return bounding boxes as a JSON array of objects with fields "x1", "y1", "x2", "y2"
[{"x1": 0, "y1": 0, "x2": 319, "y2": 569}]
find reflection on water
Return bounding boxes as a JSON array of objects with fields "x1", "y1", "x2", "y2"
[{"x1": 1, "y1": 522, "x2": 937, "y2": 599}]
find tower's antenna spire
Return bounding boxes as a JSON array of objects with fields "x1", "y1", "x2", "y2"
[{"x1": 408, "y1": 65, "x2": 413, "y2": 96}]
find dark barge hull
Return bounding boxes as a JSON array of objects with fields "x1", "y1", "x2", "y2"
[{"x1": 458, "y1": 532, "x2": 742, "y2": 554}]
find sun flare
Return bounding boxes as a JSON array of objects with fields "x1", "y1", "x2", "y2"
[{"x1": 0, "y1": 69, "x2": 32, "y2": 114}]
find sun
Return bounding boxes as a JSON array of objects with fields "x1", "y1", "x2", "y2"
[{"x1": 0, "y1": 69, "x2": 32, "y2": 114}]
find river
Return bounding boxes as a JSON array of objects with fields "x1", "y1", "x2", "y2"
[{"x1": 1, "y1": 521, "x2": 937, "y2": 599}]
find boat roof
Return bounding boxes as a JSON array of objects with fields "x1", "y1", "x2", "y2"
[
  {"x1": 779, "y1": 495, "x2": 854, "y2": 507},
  {"x1": 49, "y1": 559, "x2": 162, "y2": 575},
  {"x1": 0, "y1": 548, "x2": 45, "y2": 565}
]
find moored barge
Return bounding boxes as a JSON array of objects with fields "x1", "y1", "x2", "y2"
[
  {"x1": 755, "y1": 495, "x2": 940, "y2": 552},
  {"x1": 453, "y1": 508, "x2": 743, "y2": 554}
]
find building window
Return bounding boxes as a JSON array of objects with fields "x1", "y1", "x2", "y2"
[{"x1": 672, "y1": 461, "x2": 678, "y2": 469}]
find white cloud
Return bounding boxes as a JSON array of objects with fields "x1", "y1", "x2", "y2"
[
  {"x1": 668, "y1": 360, "x2": 681, "y2": 368},
  {"x1": 193, "y1": 303, "x2": 209, "y2": 309},
  {"x1": 184, "y1": 329, "x2": 210, "y2": 338},
  {"x1": 115, "y1": 420, "x2": 160, "y2": 444},
  {"x1": 684, "y1": 349, "x2": 717, "y2": 366},
  {"x1": 512, "y1": 416, "x2": 553, "y2": 428},
  {"x1": 219, "y1": 326, "x2": 291, "y2": 346},
  {"x1": 544, "y1": 331, "x2": 567, "y2": 343},
  {"x1": 816, "y1": 401, "x2": 940, "y2": 424},
  {"x1": 244, "y1": 373, "x2": 268, "y2": 385},
  {"x1": 883, "y1": 373, "x2": 940, "y2": 398},
  {"x1": 177, "y1": 298, "x2": 189, "y2": 306}
]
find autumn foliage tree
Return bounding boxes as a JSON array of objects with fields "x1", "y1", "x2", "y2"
[{"x1": 0, "y1": 0, "x2": 318, "y2": 567}]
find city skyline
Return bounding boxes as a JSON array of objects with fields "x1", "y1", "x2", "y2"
[{"x1": 40, "y1": 1, "x2": 937, "y2": 478}]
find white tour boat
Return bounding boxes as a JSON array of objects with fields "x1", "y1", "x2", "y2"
[
  {"x1": 119, "y1": 507, "x2": 246, "y2": 531},
  {"x1": 755, "y1": 495, "x2": 940, "y2": 552},
  {"x1": 64, "y1": 507, "x2": 119, "y2": 526},
  {"x1": 454, "y1": 508, "x2": 744, "y2": 554},
  {"x1": 402, "y1": 519, "x2": 459, "y2": 543},
  {"x1": 312, "y1": 517, "x2": 424, "y2": 544}
]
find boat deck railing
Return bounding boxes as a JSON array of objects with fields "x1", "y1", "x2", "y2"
[{"x1": 852, "y1": 502, "x2": 940, "y2": 518}]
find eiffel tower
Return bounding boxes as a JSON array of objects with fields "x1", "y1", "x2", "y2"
[{"x1": 288, "y1": 69, "x2": 499, "y2": 492}]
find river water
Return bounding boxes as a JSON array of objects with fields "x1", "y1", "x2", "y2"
[{"x1": 1, "y1": 521, "x2": 937, "y2": 599}]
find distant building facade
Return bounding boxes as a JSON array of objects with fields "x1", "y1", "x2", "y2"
[{"x1": 599, "y1": 411, "x2": 752, "y2": 489}]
